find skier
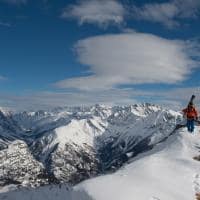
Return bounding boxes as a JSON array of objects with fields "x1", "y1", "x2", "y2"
[{"x1": 182, "y1": 101, "x2": 198, "y2": 133}]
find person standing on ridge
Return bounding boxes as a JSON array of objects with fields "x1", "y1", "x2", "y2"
[{"x1": 182, "y1": 101, "x2": 198, "y2": 133}]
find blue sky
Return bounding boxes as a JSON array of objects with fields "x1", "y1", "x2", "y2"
[{"x1": 0, "y1": 0, "x2": 200, "y2": 110}]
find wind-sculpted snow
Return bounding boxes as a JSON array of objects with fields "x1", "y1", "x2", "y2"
[{"x1": 0, "y1": 104, "x2": 182, "y2": 187}]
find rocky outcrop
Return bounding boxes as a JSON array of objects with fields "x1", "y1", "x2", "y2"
[{"x1": 0, "y1": 140, "x2": 47, "y2": 187}]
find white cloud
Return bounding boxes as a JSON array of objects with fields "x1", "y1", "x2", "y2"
[
  {"x1": 162, "y1": 87, "x2": 200, "y2": 103},
  {"x1": 151, "y1": 86, "x2": 200, "y2": 111},
  {"x1": 1, "y1": 87, "x2": 199, "y2": 111},
  {"x1": 62, "y1": 0, "x2": 126, "y2": 27},
  {"x1": 55, "y1": 32, "x2": 198, "y2": 91},
  {"x1": 132, "y1": 0, "x2": 200, "y2": 28},
  {"x1": 0, "y1": 89, "x2": 138, "y2": 111},
  {"x1": 132, "y1": 2, "x2": 179, "y2": 28},
  {"x1": 61, "y1": 0, "x2": 200, "y2": 29},
  {"x1": 0, "y1": 0, "x2": 27, "y2": 4}
]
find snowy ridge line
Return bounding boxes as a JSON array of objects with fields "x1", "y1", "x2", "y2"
[
  {"x1": 126, "y1": 124, "x2": 186, "y2": 166},
  {"x1": 97, "y1": 109, "x2": 182, "y2": 171},
  {"x1": 75, "y1": 127, "x2": 200, "y2": 200}
]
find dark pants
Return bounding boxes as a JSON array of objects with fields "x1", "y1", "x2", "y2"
[{"x1": 187, "y1": 119, "x2": 195, "y2": 133}]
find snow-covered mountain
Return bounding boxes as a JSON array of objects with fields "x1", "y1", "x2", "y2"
[
  {"x1": 0, "y1": 110, "x2": 23, "y2": 150},
  {"x1": 1, "y1": 119, "x2": 200, "y2": 200},
  {"x1": 0, "y1": 184, "x2": 93, "y2": 200},
  {"x1": 75, "y1": 127, "x2": 200, "y2": 200},
  {"x1": 0, "y1": 104, "x2": 183, "y2": 187}
]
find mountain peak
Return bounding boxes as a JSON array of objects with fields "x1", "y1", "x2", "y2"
[
  {"x1": 0, "y1": 107, "x2": 12, "y2": 116},
  {"x1": 0, "y1": 103, "x2": 183, "y2": 187}
]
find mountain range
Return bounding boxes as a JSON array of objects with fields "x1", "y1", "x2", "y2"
[{"x1": 0, "y1": 104, "x2": 183, "y2": 188}]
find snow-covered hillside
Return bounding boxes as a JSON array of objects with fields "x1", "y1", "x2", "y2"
[
  {"x1": 0, "y1": 104, "x2": 183, "y2": 187},
  {"x1": 76, "y1": 127, "x2": 200, "y2": 200},
  {"x1": 0, "y1": 184, "x2": 93, "y2": 200},
  {"x1": 1, "y1": 127, "x2": 200, "y2": 200}
]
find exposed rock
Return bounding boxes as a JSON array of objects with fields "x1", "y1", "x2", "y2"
[{"x1": 0, "y1": 140, "x2": 47, "y2": 187}]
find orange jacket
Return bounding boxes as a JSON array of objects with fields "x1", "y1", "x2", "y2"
[{"x1": 182, "y1": 106, "x2": 198, "y2": 119}]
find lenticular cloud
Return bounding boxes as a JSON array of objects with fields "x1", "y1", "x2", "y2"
[{"x1": 56, "y1": 32, "x2": 198, "y2": 91}]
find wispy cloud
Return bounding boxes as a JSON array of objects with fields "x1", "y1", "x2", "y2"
[
  {"x1": 0, "y1": 21, "x2": 11, "y2": 27},
  {"x1": 55, "y1": 32, "x2": 199, "y2": 91},
  {"x1": 132, "y1": 0, "x2": 200, "y2": 28},
  {"x1": 0, "y1": 89, "x2": 138, "y2": 111},
  {"x1": 1, "y1": 86, "x2": 199, "y2": 111},
  {"x1": 61, "y1": 0, "x2": 200, "y2": 29},
  {"x1": 162, "y1": 86, "x2": 200, "y2": 103},
  {"x1": 62, "y1": 0, "x2": 126, "y2": 28}
]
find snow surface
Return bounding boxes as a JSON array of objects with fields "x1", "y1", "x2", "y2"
[
  {"x1": 1, "y1": 104, "x2": 198, "y2": 200},
  {"x1": 53, "y1": 118, "x2": 107, "y2": 148},
  {"x1": 1, "y1": 127, "x2": 200, "y2": 200},
  {"x1": 0, "y1": 184, "x2": 93, "y2": 200},
  {"x1": 75, "y1": 127, "x2": 200, "y2": 200}
]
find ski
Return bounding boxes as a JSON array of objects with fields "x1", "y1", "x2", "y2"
[{"x1": 189, "y1": 94, "x2": 196, "y2": 105}]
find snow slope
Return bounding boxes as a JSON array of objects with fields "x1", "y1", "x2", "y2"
[
  {"x1": 76, "y1": 127, "x2": 200, "y2": 200},
  {"x1": 0, "y1": 184, "x2": 93, "y2": 200},
  {"x1": 1, "y1": 127, "x2": 200, "y2": 200}
]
